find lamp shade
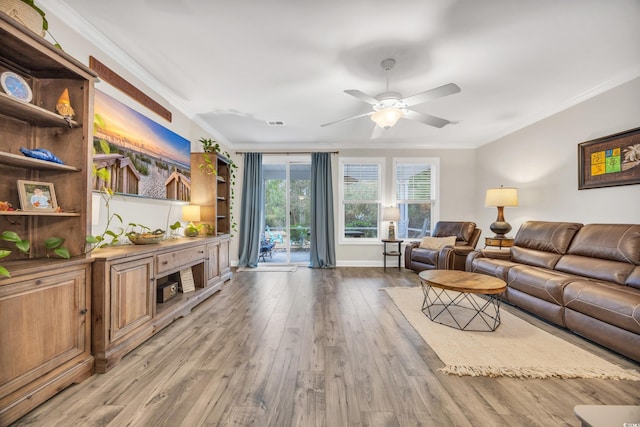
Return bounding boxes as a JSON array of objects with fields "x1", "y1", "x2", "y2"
[
  {"x1": 182, "y1": 205, "x2": 201, "y2": 222},
  {"x1": 383, "y1": 206, "x2": 400, "y2": 222},
  {"x1": 485, "y1": 187, "x2": 518, "y2": 207},
  {"x1": 371, "y1": 108, "x2": 404, "y2": 129}
]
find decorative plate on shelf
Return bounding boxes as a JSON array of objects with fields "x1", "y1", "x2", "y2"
[{"x1": 1, "y1": 71, "x2": 32, "y2": 103}]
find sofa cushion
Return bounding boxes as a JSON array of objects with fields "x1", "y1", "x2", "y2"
[
  {"x1": 555, "y1": 255, "x2": 634, "y2": 285},
  {"x1": 513, "y1": 221, "x2": 583, "y2": 254},
  {"x1": 564, "y1": 280, "x2": 640, "y2": 334},
  {"x1": 432, "y1": 221, "x2": 475, "y2": 244},
  {"x1": 510, "y1": 246, "x2": 563, "y2": 270},
  {"x1": 555, "y1": 224, "x2": 640, "y2": 284},
  {"x1": 507, "y1": 265, "x2": 578, "y2": 306},
  {"x1": 510, "y1": 221, "x2": 583, "y2": 269},
  {"x1": 419, "y1": 235, "x2": 456, "y2": 250},
  {"x1": 564, "y1": 224, "x2": 640, "y2": 264}
]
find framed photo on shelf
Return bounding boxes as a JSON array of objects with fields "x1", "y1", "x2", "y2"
[
  {"x1": 17, "y1": 180, "x2": 58, "y2": 212},
  {"x1": 578, "y1": 127, "x2": 640, "y2": 190}
]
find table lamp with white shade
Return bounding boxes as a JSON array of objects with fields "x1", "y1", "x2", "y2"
[
  {"x1": 182, "y1": 205, "x2": 201, "y2": 237},
  {"x1": 484, "y1": 186, "x2": 518, "y2": 238},
  {"x1": 383, "y1": 206, "x2": 401, "y2": 241}
]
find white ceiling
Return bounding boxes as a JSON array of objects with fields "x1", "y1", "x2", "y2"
[{"x1": 43, "y1": 0, "x2": 640, "y2": 150}]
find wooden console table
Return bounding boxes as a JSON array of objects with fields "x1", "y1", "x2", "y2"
[{"x1": 91, "y1": 236, "x2": 231, "y2": 373}]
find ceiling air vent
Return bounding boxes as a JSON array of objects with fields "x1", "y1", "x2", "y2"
[{"x1": 266, "y1": 120, "x2": 285, "y2": 126}]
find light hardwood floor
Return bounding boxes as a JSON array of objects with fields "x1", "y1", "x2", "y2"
[{"x1": 12, "y1": 267, "x2": 640, "y2": 426}]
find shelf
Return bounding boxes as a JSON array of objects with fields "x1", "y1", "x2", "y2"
[
  {"x1": 0, "y1": 211, "x2": 80, "y2": 217},
  {"x1": 0, "y1": 93, "x2": 80, "y2": 127},
  {"x1": 0, "y1": 151, "x2": 80, "y2": 171}
]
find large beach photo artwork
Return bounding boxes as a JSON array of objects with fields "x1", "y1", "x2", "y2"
[{"x1": 93, "y1": 90, "x2": 191, "y2": 201}]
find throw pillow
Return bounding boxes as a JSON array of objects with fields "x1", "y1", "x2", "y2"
[{"x1": 419, "y1": 235, "x2": 457, "y2": 250}]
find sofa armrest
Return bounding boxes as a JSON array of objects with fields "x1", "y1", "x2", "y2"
[
  {"x1": 480, "y1": 248, "x2": 512, "y2": 260},
  {"x1": 451, "y1": 245, "x2": 475, "y2": 256},
  {"x1": 404, "y1": 241, "x2": 421, "y2": 269},
  {"x1": 438, "y1": 245, "x2": 474, "y2": 270},
  {"x1": 465, "y1": 248, "x2": 511, "y2": 270}
]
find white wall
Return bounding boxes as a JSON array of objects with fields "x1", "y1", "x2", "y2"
[
  {"x1": 475, "y1": 76, "x2": 640, "y2": 242},
  {"x1": 42, "y1": 5, "x2": 638, "y2": 263}
]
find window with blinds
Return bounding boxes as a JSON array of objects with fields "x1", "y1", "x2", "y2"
[
  {"x1": 394, "y1": 159, "x2": 438, "y2": 239},
  {"x1": 339, "y1": 158, "x2": 384, "y2": 241}
]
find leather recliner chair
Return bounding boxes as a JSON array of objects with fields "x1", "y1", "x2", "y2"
[{"x1": 404, "y1": 221, "x2": 481, "y2": 272}]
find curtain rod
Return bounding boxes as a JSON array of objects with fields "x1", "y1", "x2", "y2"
[{"x1": 234, "y1": 151, "x2": 339, "y2": 155}]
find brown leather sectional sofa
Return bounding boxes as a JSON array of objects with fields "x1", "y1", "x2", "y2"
[{"x1": 466, "y1": 221, "x2": 640, "y2": 362}]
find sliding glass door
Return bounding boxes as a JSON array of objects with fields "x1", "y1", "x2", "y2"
[{"x1": 262, "y1": 156, "x2": 311, "y2": 265}]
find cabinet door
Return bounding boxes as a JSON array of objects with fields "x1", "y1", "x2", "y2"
[
  {"x1": 219, "y1": 238, "x2": 230, "y2": 274},
  {"x1": 109, "y1": 257, "x2": 153, "y2": 343},
  {"x1": 207, "y1": 241, "x2": 220, "y2": 285},
  {"x1": 0, "y1": 268, "x2": 89, "y2": 396}
]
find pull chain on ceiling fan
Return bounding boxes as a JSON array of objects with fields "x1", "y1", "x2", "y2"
[{"x1": 321, "y1": 58, "x2": 461, "y2": 132}]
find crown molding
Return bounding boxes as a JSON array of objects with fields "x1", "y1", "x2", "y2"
[{"x1": 38, "y1": 0, "x2": 227, "y2": 143}]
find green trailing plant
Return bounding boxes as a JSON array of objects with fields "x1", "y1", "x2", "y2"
[
  {"x1": 86, "y1": 115, "x2": 126, "y2": 250},
  {"x1": 0, "y1": 230, "x2": 69, "y2": 278}
]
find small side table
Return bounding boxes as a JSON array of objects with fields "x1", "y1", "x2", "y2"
[
  {"x1": 382, "y1": 239, "x2": 403, "y2": 270},
  {"x1": 484, "y1": 237, "x2": 514, "y2": 249}
]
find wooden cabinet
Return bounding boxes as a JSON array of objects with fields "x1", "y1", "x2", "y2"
[
  {"x1": 91, "y1": 237, "x2": 230, "y2": 373},
  {"x1": 190, "y1": 152, "x2": 233, "y2": 235},
  {"x1": 0, "y1": 14, "x2": 96, "y2": 426},
  {"x1": 0, "y1": 261, "x2": 93, "y2": 426}
]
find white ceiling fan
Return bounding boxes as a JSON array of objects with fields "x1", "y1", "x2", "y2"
[{"x1": 321, "y1": 58, "x2": 461, "y2": 130}]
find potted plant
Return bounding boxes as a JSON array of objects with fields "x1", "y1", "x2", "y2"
[{"x1": 1, "y1": 0, "x2": 48, "y2": 36}]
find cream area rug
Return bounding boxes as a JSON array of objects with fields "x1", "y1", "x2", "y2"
[{"x1": 383, "y1": 287, "x2": 640, "y2": 380}]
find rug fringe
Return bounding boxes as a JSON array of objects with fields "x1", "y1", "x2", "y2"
[{"x1": 439, "y1": 365, "x2": 640, "y2": 381}]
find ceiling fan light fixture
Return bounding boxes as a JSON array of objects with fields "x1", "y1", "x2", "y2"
[{"x1": 371, "y1": 107, "x2": 404, "y2": 129}]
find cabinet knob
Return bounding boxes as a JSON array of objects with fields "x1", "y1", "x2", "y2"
[
  {"x1": 162, "y1": 261, "x2": 168, "y2": 265},
  {"x1": 79, "y1": 308, "x2": 88, "y2": 315}
]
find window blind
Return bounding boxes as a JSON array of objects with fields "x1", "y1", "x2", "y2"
[
  {"x1": 396, "y1": 163, "x2": 431, "y2": 201},
  {"x1": 343, "y1": 163, "x2": 380, "y2": 201}
]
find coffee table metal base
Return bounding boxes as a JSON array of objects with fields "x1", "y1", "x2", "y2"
[{"x1": 421, "y1": 284, "x2": 502, "y2": 331}]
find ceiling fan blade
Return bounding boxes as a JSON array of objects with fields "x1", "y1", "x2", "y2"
[
  {"x1": 344, "y1": 90, "x2": 379, "y2": 105},
  {"x1": 404, "y1": 110, "x2": 452, "y2": 128},
  {"x1": 320, "y1": 111, "x2": 373, "y2": 127},
  {"x1": 371, "y1": 124, "x2": 385, "y2": 139},
  {"x1": 402, "y1": 83, "x2": 461, "y2": 107}
]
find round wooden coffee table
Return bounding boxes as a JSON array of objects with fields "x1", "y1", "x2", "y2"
[{"x1": 418, "y1": 270, "x2": 507, "y2": 331}]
